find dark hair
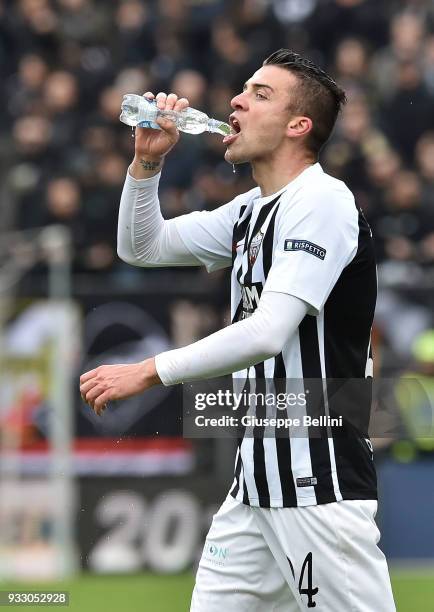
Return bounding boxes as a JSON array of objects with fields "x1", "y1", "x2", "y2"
[{"x1": 263, "y1": 49, "x2": 347, "y2": 155}]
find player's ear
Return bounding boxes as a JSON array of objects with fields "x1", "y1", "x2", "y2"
[{"x1": 286, "y1": 116, "x2": 312, "y2": 139}]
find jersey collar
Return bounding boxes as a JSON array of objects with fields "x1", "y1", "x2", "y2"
[{"x1": 255, "y1": 163, "x2": 323, "y2": 204}]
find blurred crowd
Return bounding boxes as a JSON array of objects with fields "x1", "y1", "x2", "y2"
[{"x1": 0, "y1": 0, "x2": 434, "y2": 364}]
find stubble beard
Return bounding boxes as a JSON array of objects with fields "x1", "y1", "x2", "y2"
[
  {"x1": 224, "y1": 141, "x2": 250, "y2": 165},
  {"x1": 225, "y1": 132, "x2": 276, "y2": 165}
]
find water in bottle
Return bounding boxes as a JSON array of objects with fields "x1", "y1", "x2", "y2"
[{"x1": 120, "y1": 94, "x2": 231, "y2": 136}]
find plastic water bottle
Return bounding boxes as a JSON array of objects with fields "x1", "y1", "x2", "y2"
[{"x1": 120, "y1": 94, "x2": 231, "y2": 136}]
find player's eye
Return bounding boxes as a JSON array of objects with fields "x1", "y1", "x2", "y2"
[{"x1": 256, "y1": 92, "x2": 267, "y2": 99}]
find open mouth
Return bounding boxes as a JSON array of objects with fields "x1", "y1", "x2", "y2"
[
  {"x1": 230, "y1": 117, "x2": 241, "y2": 134},
  {"x1": 223, "y1": 116, "x2": 242, "y2": 145}
]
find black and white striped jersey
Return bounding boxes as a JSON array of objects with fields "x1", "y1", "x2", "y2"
[{"x1": 176, "y1": 163, "x2": 377, "y2": 508}]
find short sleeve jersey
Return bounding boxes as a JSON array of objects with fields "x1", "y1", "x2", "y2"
[{"x1": 174, "y1": 163, "x2": 377, "y2": 508}]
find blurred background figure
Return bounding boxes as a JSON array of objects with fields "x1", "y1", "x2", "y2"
[{"x1": 0, "y1": 0, "x2": 433, "y2": 609}]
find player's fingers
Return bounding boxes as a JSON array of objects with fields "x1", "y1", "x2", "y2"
[
  {"x1": 174, "y1": 97, "x2": 189, "y2": 112},
  {"x1": 94, "y1": 392, "x2": 111, "y2": 415},
  {"x1": 156, "y1": 115, "x2": 178, "y2": 139},
  {"x1": 143, "y1": 91, "x2": 155, "y2": 99},
  {"x1": 96, "y1": 405, "x2": 107, "y2": 417},
  {"x1": 80, "y1": 378, "x2": 98, "y2": 393},
  {"x1": 165, "y1": 93, "x2": 178, "y2": 110},
  {"x1": 95, "y1": 405, "x2": 107, "y2": 417},
  {"x1": 156, "y1": 92, "x2": 167, "y2": 110},
  {"x1": 80, "y1": 378, "x2": 98, "y2": 400},
  {"x1": 85, "y1": 384, "x2": 107, "y2": 405},
  {"x1": 79, "y1": 368, "x2": 98, "y2": 384}
]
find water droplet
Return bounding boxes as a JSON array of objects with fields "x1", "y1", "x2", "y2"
[
  {"x1": 232, "y1": 164, "x2": 236, "y2": 174},
  {"x1": 131, "y1": 127, "x2": 135, "y2": 138}
]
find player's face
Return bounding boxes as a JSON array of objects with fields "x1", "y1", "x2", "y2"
[{"x1": 224, "y1": 65, "x2": 300, "y2": 164}]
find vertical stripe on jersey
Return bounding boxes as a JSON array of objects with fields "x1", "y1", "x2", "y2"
[
  {"x1": 299, "y1": 315, "x2": 337, "y2": 504},
  {"x1": 262, "y1": 379, "x2": 284, "y2": 505},
  {"x1": 230, "y1": 378, "x2": 251, "y2": 504},
  {"x1": 231, "y1": 299, "x2": 243, "y2": 325},
  {"x1": 232, "y1": 203, "x2": 253, "y2": 289},
  {"x1": 231, "y1": 205, "x2": 253, "y2": 324},
  {"x1": 323, "y1": 209, "x2": 377, "y2": 499},
  {"x1": 237, "y1": 460, "x2": 248, "y2": 505},
  {"x1": 250, "y1": 201, "x2": 281, "y2": 506},
  {"x1": 230, "y1": 445, "x2": 242, "y2": 498},
  {"x1": 274, "y1": 361, "x2": 298, "y2": 506},
  {"x1": 258, "y1": 203, "x2": 282, "y2": 505},
  {"x1": 317, "y1": 311, "x2": 343, "y2": 502},
  {"x1": 365, "y1": 339, "x2": 373, "y2": 377},
  {"x1": 241, "y1": 436, "x2": 259, "y2": 503},
  {"x1": 237, "y1": 197, "x2": 281, "y2": 506},
  {"x1": 262, "y1": 204, "x2": 279, "y2": 273},
  {"x1": 265, "y1": 202, "x2": 297, "y2": 506},
  {"x1": 232, "y1": 204, "x2": 250, "y2": 262},
  {"x1": 252, "y1": 365, "x2": 271, "y2": 506},
  {"x1": 242, "y1": 468, "x2": 249, "y2": 504},
  {"x1": 285, "y1": 330, "x2": 315, "y2": 506}
]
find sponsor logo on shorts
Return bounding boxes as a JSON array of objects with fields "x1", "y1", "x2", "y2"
[
  {"x1": 203, "y1": 541, "x2": 229, "y2": 566},
  {"x1": 284, "y1": 239, "x2": 326, "y2": 260}
]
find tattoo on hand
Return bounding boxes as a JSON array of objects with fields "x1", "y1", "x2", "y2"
[{"x1": 140, "y1": 159, "x2": 161, "y2": 171}]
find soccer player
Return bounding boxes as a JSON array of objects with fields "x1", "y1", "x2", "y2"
[{"x1": 80, "y1": 50, "x2": 396, "y2": 610}]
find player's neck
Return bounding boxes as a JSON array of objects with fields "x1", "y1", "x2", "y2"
[{"x1": 252, "y1": 150, "x2": 317, "y2": 197}]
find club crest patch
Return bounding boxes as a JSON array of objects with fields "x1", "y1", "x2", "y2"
[
  {"x1": 249, "y1": 230, "x2": 264, "y2": 265},
  {"x1": 284, "y1": 239, "x2": 326, "y2": 260}
]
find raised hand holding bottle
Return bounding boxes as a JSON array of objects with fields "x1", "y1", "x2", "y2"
[
  {"x1": 121, "y1": 93, "x2": 231, "y2": 136},
  {"x1": 127, "y1": 92, "x2": 189, "y2": 180}
]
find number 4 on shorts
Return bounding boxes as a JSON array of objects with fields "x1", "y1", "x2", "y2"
[{"x1": 299, "y1": 552, "x2": 319, "y2": 608}]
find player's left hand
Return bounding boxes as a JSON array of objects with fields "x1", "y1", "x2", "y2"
[{"x1": 79, "y1": 358, "x2": 161, "y2": 416}]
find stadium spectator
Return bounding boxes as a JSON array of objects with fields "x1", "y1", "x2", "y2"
[{"x1": 372, "y1": 11, "x2": 426, "y2": 101}]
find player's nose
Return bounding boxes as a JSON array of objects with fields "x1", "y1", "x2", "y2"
[{"x1": 230, "y1": 91, "x2": 248, "y2": 111}]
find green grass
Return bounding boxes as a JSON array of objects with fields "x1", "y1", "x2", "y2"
[
  {"x1": 1, "y1": 570, "x2": 433, "y2": 611},
  {"x1": 390, "y1": 569, "x2": 434, "y2": 610}
]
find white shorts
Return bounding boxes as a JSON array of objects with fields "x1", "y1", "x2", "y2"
[{"x1": 191, "y1": 494, "x2": 395, "y2": 611}]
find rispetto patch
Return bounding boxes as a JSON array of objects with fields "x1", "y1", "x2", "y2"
[{"x1": 284, "y1": 239, "x2": 326, "y2": 260}]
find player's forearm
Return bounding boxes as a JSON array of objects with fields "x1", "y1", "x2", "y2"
[
  {"x1": 129, "y1": 155, "x2": 164, "y2": 180},
  {"x1": 155, "y1": 293, "x2": 308, "y2": 385},
  {"x1": 117, "y1": 169, "x2": 163, "y2": 264},
  {"x1": 117, "y1": 169, "x2": 199, "y2": 267}
]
